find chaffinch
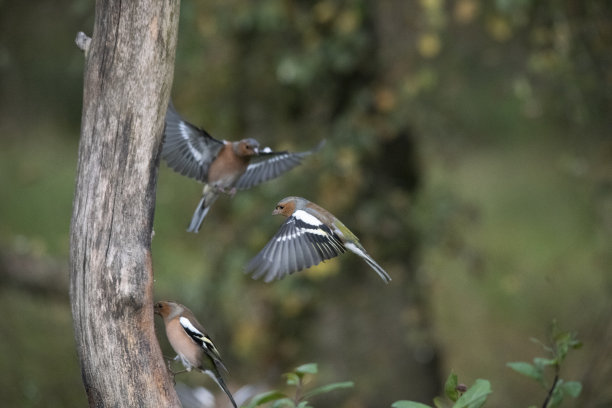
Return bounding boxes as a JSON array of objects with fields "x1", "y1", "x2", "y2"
[
  {"x1": 245, "y1": 196, "x2": 391, "y2": 283},
  {"x1": 162, "y1": 102, "x2": 324, "y2": 233},
  {"x1": 154, "y1": 301, "x2": 237, "y2": 408}
]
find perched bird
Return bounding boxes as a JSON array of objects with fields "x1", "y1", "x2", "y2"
[
  {"x1": 154, "y1": 301, "x2": 237, "y2": 408},
  {"x1": 245, "y1": 196, "x2": 391, "y2": 283},
  {"x1": 162, "y1": 102, "x2": 324, "y2": 232}
]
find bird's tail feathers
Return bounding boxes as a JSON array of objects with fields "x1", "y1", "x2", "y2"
[
  {"x1": 344, "y1": 242, "x2": 391, "y2": 283},
  {"x1": 203, "y1": 369, "x2": 237, "y2": 408},
  {"x1": 187, "y1": 193, "x2": 219, "y2": 233},
  {"x1": 363, "y1": 256, "x2": 392, "y2": 283},
  {"x1": 187, "y1": 188, "x2": 219, "y2": 234}
]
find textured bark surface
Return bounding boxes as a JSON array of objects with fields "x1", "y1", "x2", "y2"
[{"x1": 69, "y1": 1, "x2": 181, "y2": 406}]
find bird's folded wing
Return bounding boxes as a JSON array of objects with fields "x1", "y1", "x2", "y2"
[
  {"x1": 245, "y1": 209, "x2": 345, "y2": 282},
  {"x1": 179, "y1": 316, "x2": 227, "y2": 372},
  {"x1": 162, "y1": 102, "x2": 225, "y2": 182},
  {"x1": 234, "y1": 140, "x2": 325, "y2": 190}
]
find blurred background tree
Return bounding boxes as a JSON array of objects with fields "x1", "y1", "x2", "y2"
[{"x1": 1, "y1": 0, "x2": 611, "y2": 407}]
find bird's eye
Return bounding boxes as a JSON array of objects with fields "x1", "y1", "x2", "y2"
[{"x1": 277, "y1": 205, "x2": 284, "y2": 210}]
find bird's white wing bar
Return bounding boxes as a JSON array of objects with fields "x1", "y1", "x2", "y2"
[
  {"x1": 179, "y1": 122, "x2": 204, "y2": 165},
  {"x1": 179, "y1": 316, "x2": 203, "y2": 336},
  {"x1": 179, "y1": 316, "x2": 218, "y2": 353},
  {"x1": 293, "y1": 210, "x2": 323, "y2": 227}
]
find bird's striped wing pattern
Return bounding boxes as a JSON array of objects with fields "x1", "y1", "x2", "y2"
[
  {"x1": 162, "y1": 102, "x2": 224, "y2": 182},
  {"x1": 179, "y1": 316, "x2": 227, "y2": 372},
  {"x1": 234, "y1": 140, "x2": 325, "y2": 190},
  {"x1": 246, "y1": 209, "x2": 345, "y2": 282}
]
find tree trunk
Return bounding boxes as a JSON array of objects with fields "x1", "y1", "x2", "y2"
[{"x1": 69, "y1": 1, "x2": 181, "y2": 406}]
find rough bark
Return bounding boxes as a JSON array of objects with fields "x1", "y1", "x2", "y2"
[{"x1": 69, "y1": 1, "x2": 181, "y2": 406}]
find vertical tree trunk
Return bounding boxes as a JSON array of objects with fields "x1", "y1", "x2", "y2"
[{"x1": 69, "y1": 1, "x2": 181, "y2": 406}]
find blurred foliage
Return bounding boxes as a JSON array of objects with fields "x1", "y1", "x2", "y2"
[
  {"x1": 392, "y1": 372, "x2": 491, "y2": 408},
  {"x1": 508, "y1": 321, "x2": 583, "y2": 408},
  {"x1": 0, "y1": 288, "x2": 82, "y2": 407},
  {"x1": 1, "y1": 0, "x2": 612, "y2": 407},
  {"x1": 244, "y1": 363, "x2": 354, "y2": 408}
]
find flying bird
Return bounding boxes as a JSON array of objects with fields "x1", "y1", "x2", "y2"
[
  {"x1": 245, "y1": 196, "x2": 391, "y2": 283},
  {"x1": 162, "y1": 102, "x2": 324, "y2": 232},
  {"x1": 154, "y1": 301, "x2": 237, "y2": 408}
]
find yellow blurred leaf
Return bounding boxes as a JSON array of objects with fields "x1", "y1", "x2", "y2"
[
  {"x1": 197, "y1": 14, "x2": 217, "y2": 37},
  {"x1": 306, "y1": 260, "x2": 340, "y2": 280},
  {"x1": 419, "y1": 0, "x2": 443, "y2": 12},
  {"x1": 337, "y1": 147, "x2": 358, "y2": 172},
  {"x1": 420, "y1": 0, "x2": 446, "y2": 28},
  {"x1": 280, "y1": 295, "x2": 305, "y2": 317},
  {"x1": 417, "y1": 33, "x2": 442, "y2": 58},
  {"x1": 454, "y1": 0, "x2": 479, "y2": 24},
  {"x1": 375, "y1": 88, "x2": 397, "y2": 113},
  {"x1": 314, "y1": 0, "x2": 336, "y2": 24},
  {"x1": 528, "y1": 50, "x2": 561, "y2": 73},
  {"x1": 234, "y1": 319, "x2": 262, "y2": 358},
  {"x1": 486, "y1": 15, "x2": 512, "y2": 42},
  {"x1": 336, "y1": 9, "x2": 360, "y2": 34}
]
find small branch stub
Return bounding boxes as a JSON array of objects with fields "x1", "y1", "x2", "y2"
[{"x1": 75, "y1": 31, "x2": 92, "y2": 55}]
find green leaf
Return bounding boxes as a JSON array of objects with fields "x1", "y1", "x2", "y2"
[
  {"x1": 295, "y1": 363, "x2": 318, "y2": 376},
  {"x1": 547, "y1": 380, "x2": 564, "y2": 408},
  {"x1": 570, "y1": 340, "x2": 583, "y2": 349},
  {"x1": 507, "y1": 362, "x2": 543, "y2": 383},
  {"x1": 444, "y1": 372, "x2": 459, "y2": 402},
  {"x1": 391, "y1": 401, "x2": 433, "y2": 408},
  {"x1": 296, "y1": 402, "x2": 311, "y2": 408},
  {"x1": 553, "y1": 330, "x2": 581, "y2": 362},
  {"x1": 285, "y1": 372, "x2": 300, "y2": 386},
  {"x1": 244, "y1": 390, "x2": 288, "y2": 408},
  {"x1": 453, "y1": 379, "x2": 492, "y2": 408},
  {"x1": 533, "y1": 357, "x2": 557, "y2": 367},
  {"x1": 271, "y1": 398, "x2": 295, "y2": 408},
  {"x1": 303, "y1": 381, "x2": 354, "y2": 399},
  {"x1": 433, "y1": 396, "x2": 448, "y2": 408},
  {"x1": 530, "y1": 337, "x2": 553, "y2": 353},
  {"x1": 561, "y1": 381, "x2": 582, "y2": 398}
]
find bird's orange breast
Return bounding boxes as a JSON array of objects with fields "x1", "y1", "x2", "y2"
[
  {"x1": 166, "y1": 318, "x2": 203, "y2": 369},
  {"x1": 208, "y1": 142, "x2": 250, "y2": 186}
]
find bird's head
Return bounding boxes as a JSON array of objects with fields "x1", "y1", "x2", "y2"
[
  {"x1": 235, "y1": 138, "x2": 260, "y2": 157},
  {"x1": 273, "y1": 196, "x2": 301, "y2": 217},
  {"x1": 154, "y1": 300, "x2": 181, "y2": 319},
  {"x1": 153, "y1": 301, "x2": 168, "y2": 317}
]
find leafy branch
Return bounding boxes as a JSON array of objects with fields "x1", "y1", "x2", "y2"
[
  {"x1": 392, "y1": 372, "x2": 492, "y2": 408},
  {"x1": 507, "y1": 321, "x2": 582, "y2": 408},
  {"x1": 244, "y1": 363, "x2": 354, "y2": 408}
]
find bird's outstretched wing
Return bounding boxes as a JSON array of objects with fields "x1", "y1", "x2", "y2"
[
  {"x1": 162, "y1": 102, "x2": 225, "y2": 182},
  {"x1": 235, "y1": 140, "x2": 325, "y2": 190},
  {"x1": 245, "y1": 208, "x2": 345, "y2": 282},
  {"x1": 178, "y1": 316, "x2": 227, "y2": 372}
]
